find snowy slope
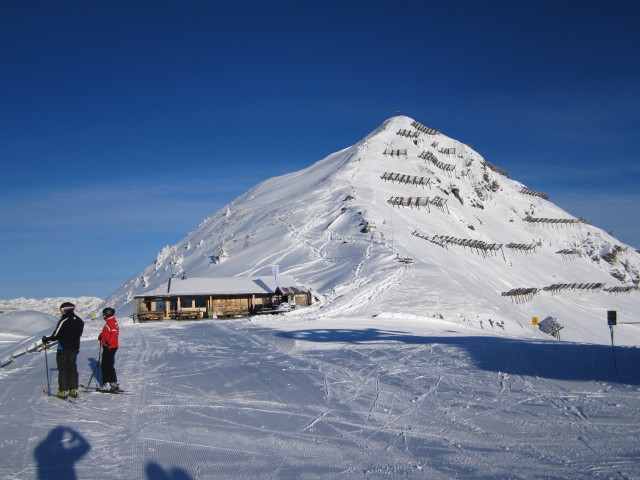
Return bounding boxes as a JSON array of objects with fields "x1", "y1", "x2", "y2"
[
  {"x1": 104, "y1": 116, "x2": 640, "y2": 346},
  {"x1": 1, "y1": 314, "x2": 639, "y2": 479},
  {"x1": 0, "y1": 311, "x2": 55, "y2": 363}
]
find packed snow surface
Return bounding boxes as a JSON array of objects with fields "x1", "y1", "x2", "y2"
[{"x1": 1, "y1": 312, "x2": 639, "y2": 479}]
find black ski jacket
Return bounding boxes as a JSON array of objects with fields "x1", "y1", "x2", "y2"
[{"x1": 47, "y1": 312, "x2": 84, "y2": 352}]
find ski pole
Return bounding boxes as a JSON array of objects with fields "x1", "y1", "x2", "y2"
[
  {"x1": 43, "y1": 342, "x2": 51, "y2": 396},
  {"x1": 84, "y1": 341, "x2": 102, "y2": 391},
  {"x1": 609, "y1": 325, "x2": 618, "y2": 375}
]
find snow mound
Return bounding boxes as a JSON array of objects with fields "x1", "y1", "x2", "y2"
[{"x1": 0, "y1": 310, "x2": 56, "y2": 361}]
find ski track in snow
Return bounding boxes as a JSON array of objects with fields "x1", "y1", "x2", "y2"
[{"x1": 2, "y1": 317, "x2": 639, "y2": 479}]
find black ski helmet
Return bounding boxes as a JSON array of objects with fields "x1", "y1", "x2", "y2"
[
  {"x1": 60, "y1": 302, "x2": 75, "y2": 311},
  {"x1": 102, "y1": 307, "x2": 115, "y2": 317}
]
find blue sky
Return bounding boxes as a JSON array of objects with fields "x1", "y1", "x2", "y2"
[{"x1": 1, "y1": 0, "x2": 638, "y2": 300}]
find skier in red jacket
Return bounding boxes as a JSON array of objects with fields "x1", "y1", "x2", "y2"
[{"x1": 98, "y1": 307, "x2": 120, "y2": 392}]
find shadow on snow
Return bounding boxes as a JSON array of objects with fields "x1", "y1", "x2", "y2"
[
  {"x1": 34, "y1": 426, "x2": 90, "y2": 480},
  {"x1": 85, "y1": 356, "x2": 102, "y2": 387},
  {"x1": 276, "y1": 328, "x2": 640, "y2": 385},
  {"x1": 34, "y1": 426, "x2": 194, "y2": 480},
  {"x1": 146, "y1": 462, "x2": 193, "y2": 480}
]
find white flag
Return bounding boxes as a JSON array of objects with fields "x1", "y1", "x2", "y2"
[{"x1": 270, "y1": 265, "x2": 281, "y2": 289}]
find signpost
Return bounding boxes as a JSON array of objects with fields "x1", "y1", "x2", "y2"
[
  {"x1": 531, "y1": 316, "x2": 538, "y2": 338},
  {"x1": 607, "y1": 311, "x2": 618, "y2": 375}
]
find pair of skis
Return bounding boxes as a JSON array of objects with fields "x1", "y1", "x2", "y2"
[
  {"x1": 47, "y1": 392, "x2": 82, "y2": 402},
  {"x1": 42, "y1": 386, "x2": 128, "y2": 399},
  {"x1": 80, "y1": 384, "x2": 127, "y2": 394}
]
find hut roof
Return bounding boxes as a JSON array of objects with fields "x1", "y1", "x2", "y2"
[{"x1": 135, "y1": 275, "x2": 305, "y2": 297}]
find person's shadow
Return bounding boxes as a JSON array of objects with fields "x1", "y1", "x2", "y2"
[
  {"x1": 86, "y1": 356, "x2": 102, "y2": 387},
  {"x1": 34, "y1": 426, "x2": 90, "y2": 479},
  {"x1": 146, "y1": 462, "x2": 193, "y2": 479}
]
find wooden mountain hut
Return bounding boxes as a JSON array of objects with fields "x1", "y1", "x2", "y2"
[{"x1": 133, "y1": 275, "x2": 311, "y2": 322}]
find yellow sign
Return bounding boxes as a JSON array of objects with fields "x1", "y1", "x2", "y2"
[
  {"x1": 91, "y1": 313, "x2": 97, "y2": 319},
  {"x1": 532, "y1": 317, "x2": 539, "y2": 326}
]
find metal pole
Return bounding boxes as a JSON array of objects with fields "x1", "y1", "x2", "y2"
[
  {"x1": 44, "y1": 343, "x2": 50, "y2": 396},
  {"x1": 609, "y1": 325, "x2": 618, "y2": 375}
]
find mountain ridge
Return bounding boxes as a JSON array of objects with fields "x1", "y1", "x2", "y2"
[{"x1": 104, "y1": 116, "x2": 640, "y2": 346}]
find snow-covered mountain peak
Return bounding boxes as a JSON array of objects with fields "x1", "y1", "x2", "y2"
[{"x1": 105, "y1": 116, "x2": 640, "y2": 346}]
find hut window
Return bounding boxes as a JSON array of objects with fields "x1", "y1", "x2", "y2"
[
  {"x1": 181, "y1": 298, "x2": 193, "y2": 308},
  {"x1": 194, "y1": 297, "x2": 207, "y2": 308}
]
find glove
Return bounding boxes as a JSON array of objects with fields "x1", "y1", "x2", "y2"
[
  {"x1": 42, "y1": 336, "x2": 49, "y2": 344},
  {"x1": 104, "y1": 341, "x2": 109, "y2": 348},
  {"x1": 98, "y1": 334, "x2": 102, "y2": 341}
]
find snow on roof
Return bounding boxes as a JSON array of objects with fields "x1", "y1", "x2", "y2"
[{"x1": 135, "y1": 275, "x2": 303, "y2": 297}]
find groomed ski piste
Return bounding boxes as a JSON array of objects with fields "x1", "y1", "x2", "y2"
[
  {"x1": 1, "y1": 309, "x2": 640, "y2": 479},
  {"x1": 2, "y1": 115, "x2": 640, "y2": 479}
]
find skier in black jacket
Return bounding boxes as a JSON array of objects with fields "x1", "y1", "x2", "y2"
[{"x1": 42, "y1": 302, "x2": 85, "y2": 399}]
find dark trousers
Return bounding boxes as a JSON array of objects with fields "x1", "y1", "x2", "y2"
[
  {"x1": 56, "y1": 350, "x2": 79, "y2": 391},
  {"x1": 101, "y1": 347, "x2": 118, "y2": 384}
]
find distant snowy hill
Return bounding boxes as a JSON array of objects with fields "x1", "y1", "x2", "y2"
[
  {"x1": 0, "y1": 297, "x2": 103, "y2": 319},
  {"x1": 105, "y1": 116, "x2": 640, "y2": 346}
]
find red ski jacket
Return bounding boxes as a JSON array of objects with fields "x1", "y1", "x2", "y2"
[{"x1": 100, "y1": 316, "x2": 119, "y2": 349}]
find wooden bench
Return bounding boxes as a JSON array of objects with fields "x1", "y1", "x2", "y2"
[
  {"x1": 168, "y1": 311, "x2": 201, "y2": 320},
  {"x1": 136, "y1": 312, "x2": 165, "y2": 322},
  {"x1": 217, "y1": 309, "x2": 249, "y2": 318}
]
